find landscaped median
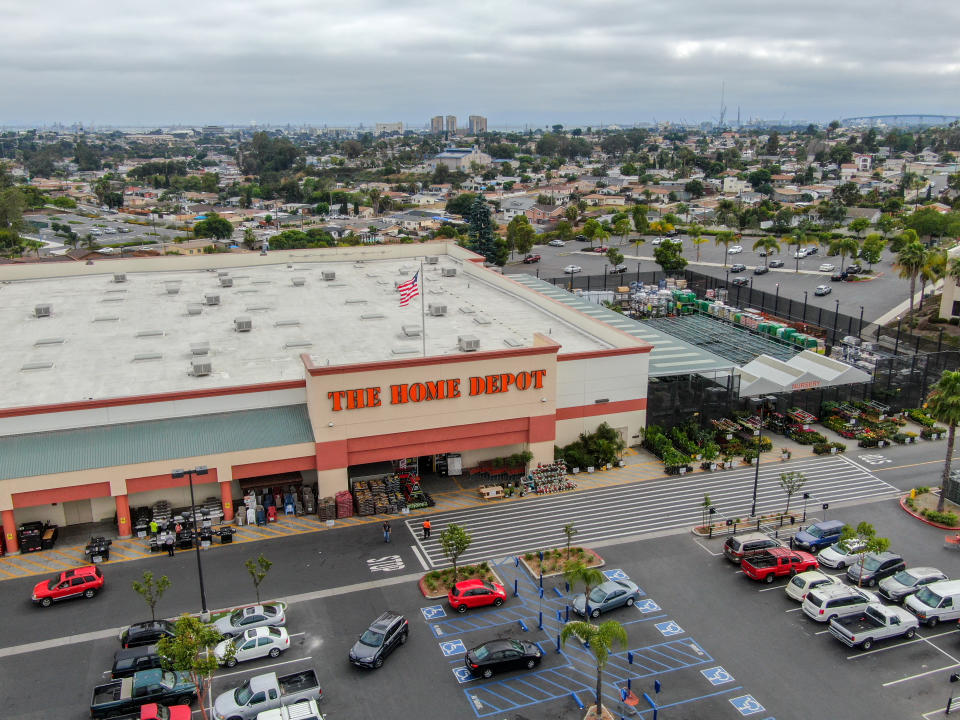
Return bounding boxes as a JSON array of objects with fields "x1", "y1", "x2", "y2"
[{"x1": 900, "y1": 486, "x2": 960, "y2": 530}]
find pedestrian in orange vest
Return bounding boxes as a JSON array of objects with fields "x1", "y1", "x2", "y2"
[{"x1": 422, "y1": 519, "x2": 431, "y2": 540}]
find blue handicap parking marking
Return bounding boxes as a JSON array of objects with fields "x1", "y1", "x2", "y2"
[
  {"x1": 440, "y1": 639, "x2": 467, "y2": 656},
  {"x1": 700, "y1": 666, "x2": 734, "y2": 685},
  {"x1": 730, "y1": 695, "x2": 766, "y2": 716},
  {"x1": 452, "y1": 666, "x2": 474, "y2": 684},
  {"x1": 421, "y1": 605, "x2": 446, "y2": 620},
  {"x1": 654, "y1": 620, "x2": 684, "y2": 637},
  {"x1": 635, "y1": 598, "x2": 660, "y2": 613},
  {"x1": 603, "y1": 568, "x2": 629, "y2": 581}
]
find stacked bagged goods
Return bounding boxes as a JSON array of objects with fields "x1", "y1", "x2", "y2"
[
  {"x1": 353, "y1": 481, "x2": 376, "y2": 515},
  {"x1": 335, "y1": 490, "x2": 354, "y2": 518},
  {"x1": 301, "y1": 485, "x2": 316, "y2": 514},
  {"x1": 318, "y1": 496, "x2": 336, "y2": 521}
]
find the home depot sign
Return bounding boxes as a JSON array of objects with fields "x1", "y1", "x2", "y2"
[{"x1": 327, "y1": 370, "x2": 547, "y2": 411}]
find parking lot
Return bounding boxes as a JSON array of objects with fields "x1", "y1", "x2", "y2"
[{"x1": 23, "y1": 209, "x2": 189, "y2": 255}]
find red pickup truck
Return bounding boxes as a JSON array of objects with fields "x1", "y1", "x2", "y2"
[{"x1": 741, "y1": 548, "x2": 819, "y2": 583}]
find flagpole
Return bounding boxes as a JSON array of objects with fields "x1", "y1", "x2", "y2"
[{"x1": 420, "y1": 260, "x2": 426, "y2": 357}]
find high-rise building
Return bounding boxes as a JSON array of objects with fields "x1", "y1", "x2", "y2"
[
  {"x1": 430, "y1": 116, "x2": 443, "y2": 134},
  {"x1": 375, "y1": 121, "x2": 402, "y2": 136},
  {"x1": 468, "y1": 115, "x2": 487, "y2": 134},
  {"x1": 445, "y1": 115, "x2": 457, "y2": 135}
]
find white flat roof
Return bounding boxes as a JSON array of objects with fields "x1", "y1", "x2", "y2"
[{"x1": 1, "y1": 256, "x2": 611, "y2": 408}]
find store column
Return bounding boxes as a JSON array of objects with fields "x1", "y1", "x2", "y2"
[
  {"x1": 115, "y1": 495, "x2": 132, "y2": 539},
  {"x1": 2, "y1": 509, "x2": 19, "y2": 555},
  {"x1": 220, "y1": 479, "x2": 235, "y2": 522}
]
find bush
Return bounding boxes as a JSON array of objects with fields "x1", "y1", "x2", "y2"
[
  {"x1": 813, "y1": 443, "x2": 832, "y2": 455},
  {"x1": 950, "y1": 318, "x2": 960, "y2": 326},
  {"x1": 915, "y1": 486, "x2": 930, "y2": 494},
  {"x1": 924, "y1": 510, "x2": 959, "y2": 526}
]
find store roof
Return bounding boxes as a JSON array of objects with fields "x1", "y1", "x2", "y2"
[
  {"x1": 509, "y1": 275, "x2": 735, "y2": 377},
  {"x1": 0, "y1": 256, "x2": 611, "y2": 409},
  {"x1": 738, "y1": 351, "x2": 871, "y2": 397},
  {"x1": 0, "y1": 405, "x2": 313, "y2": 481}
]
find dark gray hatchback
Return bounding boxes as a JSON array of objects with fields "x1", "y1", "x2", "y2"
[{"x1": 348, "y1": 611, "x2": 408, "y2": 669}]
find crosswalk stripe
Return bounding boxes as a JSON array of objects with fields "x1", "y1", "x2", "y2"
[{"x1": 407, "y1": 456, "x2": 896, "y2": 566}]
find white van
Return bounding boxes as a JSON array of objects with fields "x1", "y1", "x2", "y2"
[{"x1": 904, "y1": 579, "x2": 960, "y2": 627}]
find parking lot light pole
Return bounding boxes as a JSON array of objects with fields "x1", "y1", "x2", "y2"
[
  {"x1": 774, "y1": 283, "x2": 780, "y2": 313},
  {"x1": 894, "y1": 316, "x2": 903, "y2": 355},
  {"x1": 750, "y1": 398, "x2": 763, "y2": 517},
  {"x1": 172, "y1": 466, "x2": 209, "y2": 617},
  {"x1": 802, "y1": 291, "x2": 808, "y2": 324}
]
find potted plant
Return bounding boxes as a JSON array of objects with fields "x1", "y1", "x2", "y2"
[{"x1": 780, "y1": 447, "x2": 791, "y2": 460}]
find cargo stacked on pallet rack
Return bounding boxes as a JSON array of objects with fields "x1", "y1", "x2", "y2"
[{"x1": 335, "y1": 490, "x2": 354, "y2": 518}]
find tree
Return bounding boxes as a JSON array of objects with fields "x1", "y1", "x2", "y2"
[
  {"x1": 687, "y1": 223, "x2": 707, "y2": 262},
  {"x1": 752, "y1": 236, "x2": 780, "y2": 266},
  {"x1": 653, "y1": 240, "x2": 687, "y2": 275},
  {"x1": 193, "y1": 213, "x2": 234, "y2": 241},
  {"x1": 631, "y1": 204, "x2": 648, "y2": 236},
  {"x1": 245, "y1": 554, "x2": 273, "y2": 604},
  {"x1": 684, "y1": 179, "x2": 705, "y2": 199},
  {"x1": 440, "y1": 524, "x2": 472, "y2": 581},
  {"x1": 564, "y1": 205, "x2": 579, "y2": 224},
  {"x1": 877, "y1": 214, "x2": 899, "y2": 238},
  {"x1": 702, "y1": 494, "x2": 712, "y2": 528},
  {"x1": 445, "y1": 192, "x2": 477, "y2": 217},
  {"x1": 467, "y1": 196, "x2": 498, "y2": 264},
  {"x1": 131, "y1": 570, "x2": 170, "y2": 622},
  {"x1": 829, "y1": 236, "x2": 860, "y2": 272},
  {"x1": 506, "y1": 215, "x2": 536, "y2": 258},
  {"x1": 895, "y1": 234, "x2": 928, "y2": 319},
  {"x1": 612, "y1": 217, "x2": 631, "y2": 246},
  {"x1": 789, "y1": 229, "x2": 810, "y2": 273},
  {"x1": 560, "y1": 620, "x2": 628, "y2": 720},
  {"x1": 563, "y1": 560, "x2": 605, "y2": 617},
  {"x1": 926, "y1": 370, "x2": 960, "y2": 513},
  {"x1": 157, "y1": 615, "x2": 230, "y2": 720},
  {"x1": 242, "y1": 228, "x2": 256, "y2": 250},
  {"x1": 606, "y1": 247, "x2": 624, "y2": 268},
  {"x1": 839, "y1": 522, "x2": 890, "y2": 586},
  {"x1": 778, "y1": 471, "x2": 806, "y2": 516},
  {"x1": 714, "y1": 230, "x2": 736, "y2": 267},
  {"x1": 563, "y1": 522, "x2": 578, "y2": 560},
  {"x1": 860, "y1": 233, "x2": 885, "y2": 269},
  {"x1": 848, "y1": 217, "x2": 871, "y2": 239}
]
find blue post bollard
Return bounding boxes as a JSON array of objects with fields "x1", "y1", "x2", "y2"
[
  {"x1": 565, "y1": 581, "x2": 570, "y2": 592},
  {"x1": 514, "y1": 578, "x2": 519, "y2": 597},
  {"x1": 539, "y1": 572, "x2": 543, "y2": 589},
  {"x1": 621, "y1": 688, "x2": 628, "y2": 702},
  {"x1": 538, "y1": 611, "x2": 543, "y2": 630},
  {"x1": 518, "y1": 619, "x2": 528, "y2": 632},
  {"x1": 571, "y1": 693, "x2": 584, "y2": 711},
  {"x1": 556, "y1": 633, "x2": 561, "y2": 653},
  {"x1": 643, "y1": 692, "x2": 658, "y2": 720},
  {"x1": 565, "y1": 605, "x2": 569, "y2": 622},
  {"x1": 627, "y1": 651, "x2": 634, "y2": 664},
  {"x1": 654, "y1": 679, "x2": 661, "y2": 694},
  {"x1": 627, "y1": 678, "x2": 632, "y2": 691},
  {"x1": 515, "y1": 556, "x2": 519, "y2": 567}
]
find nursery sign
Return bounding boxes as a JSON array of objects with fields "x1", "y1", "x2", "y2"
[
  {"x1": 327, "y1": 369, "x2": 547, "y2": 411},
  {"x1": 791, "y1": 380, "x2": 821, "y2": 390}
]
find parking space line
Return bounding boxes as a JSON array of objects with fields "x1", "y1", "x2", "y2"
[
  {"x1": 785, "y1": 607, "x2": 802, "y2": 612},
  {"x1": 845, "y1": 629, "x2": 958, "y2": 660},
  {"x1": 758, "y1": 584, "x2": 786, "y2": 592},
  {"x1": 692, "y1": 538, "x2": 722, "y2": 557},
  {"x1": 410, "y1": 545, "x2": 429, "y2": 570},
  {"x1": 215, "y1": 656, "x2": 313, "y2": 680},
  {"x1": 923, "y1": 636, "x2": 960, "y2": 665},
  {"x1": 883, "y1": 662, "x2": 960, "y2": 687}
]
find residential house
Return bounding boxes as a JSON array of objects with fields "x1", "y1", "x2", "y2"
[
  {"x1": 843, "y1": 207, "x2": 881, "y2": 226},
  {"x1": 525, "y1": 204, "x2": 566, "y2": 225},
  {"x1": 722, "y1": 177, "x2": 750, "y2": 194},
  {"x1": 854, "y1": 154, "x2": 873, "y2": 172},
  {"x1": 431, "y1": 145, "x2": 492, "y2": 171},
  {"x1": 499, "y1": 196, "x2": 537, "y2": 222},
  {"x1": 772, "y1": 187, "x2": 804, "y2": 203},
  {"x1": 839, "y1": 164, "x2": 857, "y2": 181}
]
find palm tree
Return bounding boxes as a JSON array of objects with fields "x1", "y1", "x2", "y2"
[
  {"x1": 563, "y1": 560, "x2": 605, "y2": 618},
  {"x1": 926, "y1": 370, "x2": 960, "y2": 512},
  {"x1": 918, "y1": 249, "x2": 946, "y2": 312},
  {"x1": 752, "y1": 236, "x2": 780, "y2": 267},
  {"x1": 829, "y1": 237, "x2": 860, "y2": 272},
  {"x1": 895, "y1": 233, "x2": 928, "y2": 320},
  {"x1": 787, "y1": 231, "x2": 808, "y2": 273},
  {"x1": 561, "y1": 620, "x2": 628, "y2": 720},
  {"x1": 715, "y1": 199, "x2": 738, "y2": 229},
  {"x1": 688, "y1": 223, "x2": 707, "y2": 262},
  {"x1": 714, "y1": 230, "x2": 736, "y2": 267}
]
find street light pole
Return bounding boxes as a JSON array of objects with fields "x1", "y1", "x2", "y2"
[
  {"x1": 802, "y1": 291, "x2": 809, "y2": 324},
  {"x1": 894, "y1": 316, "x2": 903, "y2": 355},
  {"x1": 172, "y1": 466, "x2": 209, "y2": 617},
  {"x1": 750, "y1": 398, "x2": 765, "y2": 517},
  {"x1": 774, "y1": 283, "x2": 780, "y2": 314}
]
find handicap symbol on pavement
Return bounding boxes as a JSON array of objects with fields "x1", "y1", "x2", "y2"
[
  {"x1": 635, "y1": 598, "x2": 660, "y2": 613},
  {"x1": 440, "y1": 639, "x2": 467, "y2": 656},
  {"x1": 701, "y1": 666, "x2": 734, "y2": 686},
  {"x1": 730, "y1": 695, "x2": 766, "y2": 716},
  {"x1": 452, "y1": 667, "x2": 474, "y2": 684},
  {"x1": 654, "y1": 621, "x2": 684, "y2": 637},
  {"x1": 603, "y1": 568, "x2": 629, "y2": 581},
  {"x1": 421, "y1": 605, "x2": 446, "y2": 620}
]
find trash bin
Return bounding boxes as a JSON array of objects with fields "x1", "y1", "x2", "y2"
[{"x1": 218, "y1": 527, "x2": 234, "y2": 544}]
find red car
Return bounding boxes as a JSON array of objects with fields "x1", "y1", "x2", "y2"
[
  {"x1": 523, "y1": 254, "x2": 541, "y2": 264},
  {"x1": 592, "y1": 246, "x2": 609, "y2": 253},
  {"x1": 448, "y1": 579, "x2": 507, "y2": 613},
  {"x1": 32, "y1": 565, "x2": 104, "y2": 607}
]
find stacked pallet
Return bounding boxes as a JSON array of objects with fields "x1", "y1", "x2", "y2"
[
  {"x1": 335, "y1": 490, "x2": 354, "y2": 518},
  {"x1": 353, "y1": 481, "x2": 376, "y2": 515},
  {"x1": 317, "y1": 496, "x2": 336, "y2": 521}
]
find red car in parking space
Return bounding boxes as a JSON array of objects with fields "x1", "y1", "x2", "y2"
[
  {"x1": 448, "y1": 579, "x2": 508, "y2": 613},
  {"x1": 32, "y1": 565, "x2": 104, "y2": 607},
  {"x1": 522, "y1": 254, "x2": 541, "y2": 264},
  {"x1": 592, "y1": 246, "x2": 609, "y2": 253}
]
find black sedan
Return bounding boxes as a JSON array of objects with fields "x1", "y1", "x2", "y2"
[
  {"x1": 846, "y1": 552, "x2": 906, "y2": 587},
  {"x1": 753, "y1": 265, "x2": 769, "y2": 275},
  {"x1": 464, "y1": 638, "x2": 543, "y2": 678},
  {"x1": 119, "y1": 620, "x2": 176, "y2": 648},
  {"x1": 730, "y1": 263, "x2": 746, "y2": 272}
]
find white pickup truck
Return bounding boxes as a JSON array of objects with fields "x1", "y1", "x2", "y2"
[
  {"x1": 257, "y1": 699, "x2": 324, "y2": 720},
  {"x1": 214, "y1": 670, "x2": 321, "y2": 720},
  {"x1": 828, "y1": 602, "x2": 918, "y2": 650}
]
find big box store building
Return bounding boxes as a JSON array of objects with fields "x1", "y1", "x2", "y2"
[{"x1": 0, "y1": 244, "x2": 650, "y2": 552}]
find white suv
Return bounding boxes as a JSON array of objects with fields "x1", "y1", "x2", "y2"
[
  {"x1": 817, "y1": 539, "x2": 867, "y2": 569},
  {"x1": 802, "y1": 585, "x2": 878, "y2": 623}
]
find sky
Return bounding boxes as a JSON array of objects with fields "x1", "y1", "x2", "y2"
[{"x1": 2, "y1": 0, "x2": 958, "y2": 128}]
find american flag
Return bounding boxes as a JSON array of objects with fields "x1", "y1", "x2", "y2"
[{"x1": 398, "y1": 271, "x2": 420, "y2": 307}]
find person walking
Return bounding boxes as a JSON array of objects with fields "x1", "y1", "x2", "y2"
[
  {"x1": 382, "y1": 520, "x2": 391, "y2": 543},
  {"x1": 149, "y1": 519, "x2": 158, "y2": 537},
  {"x1": 164, "y1": 532, "x2": 175, "y2": 557},
  {"x1": 422, "y1": 519, "x2": 431, "y2": 540}
]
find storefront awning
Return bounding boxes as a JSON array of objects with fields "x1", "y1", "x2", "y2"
[{"x1": 737, "y1": 351, "x2": 871, "y2": 397}]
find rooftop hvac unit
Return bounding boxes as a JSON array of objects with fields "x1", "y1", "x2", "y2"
[
  {"x1": 190, "y1": 341, "x2": 210, "y2": 356},
  {"x1": 402, "y1": 324, "x2": 422, "y2": 337},
  {"x1": 165, "y1": 283, "x2": 180, "y2": 295},
  {"x1": 204, "y1": 293, "x2": 220, "y2": 306},
  {"x1": 217, "y1": 270, "x2": 230, "y2": 277},
  {"x1": 34, "y1": 303, "x2": 52, "y2": 318},
  {"x1": 190, "y1": 358, "x2": 213, "y2": 376},
  {"x1": 220, "y1": 277, "x2": 234, "y2": 288},
  {"x1": 321, "y1": 271, "x2": 336, "y2": 281},
  {"x1": 442, "y1": 268, "x2": 457, "y2": 277},
  {"x1": 458, "y1": 335, "x2": 480, "y2": 352},
  {"x1": 291, "y1": 277, "x2": 306, "y2": 287},
  {"x1": 234, "y1": 316, "x2": 253, "y2": 332},
  {"x1": 428, "y1": 303, "x2": 447, "y2": 316},
  {"x1": 113, "y1": 273, "x2": 126, "y2": 283},
  {"x1": 426, "y1": 256, "x2": 439, "y2": 265},
  {"x1": 187, "y1": 303, "x2": 202, "y2": 316}
]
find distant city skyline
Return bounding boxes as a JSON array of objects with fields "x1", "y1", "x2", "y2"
[{"x1": 2, "y1": 1, "x2": 958, "y2": 127}]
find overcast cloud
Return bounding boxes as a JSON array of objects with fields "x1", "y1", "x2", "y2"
[{"x1": 1, "y1": 0, "x2": 958, "y2": 127}]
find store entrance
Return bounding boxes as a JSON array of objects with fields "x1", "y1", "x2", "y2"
[{"x1": 236, "y1": 471, "x2": 316, "y2": 527}]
